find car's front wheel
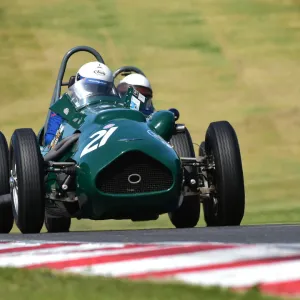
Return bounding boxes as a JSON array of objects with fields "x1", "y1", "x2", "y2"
[
  {"x1": 203, "y1": 121, "x2": 245, "y2": 226},
  {"x1": 0, "y1": 132, "x2": 14, "y2": 233},
  {"x1": 9, "y1": 128, "x2": 45, "y2": 233}
]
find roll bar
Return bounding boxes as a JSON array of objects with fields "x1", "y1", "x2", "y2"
[
  {"x1": 50, "y1": 46, "x2": 105, "y2": 106},
  {"x1": 113, "y1": 66, "x2": 146, "y2": 80}
]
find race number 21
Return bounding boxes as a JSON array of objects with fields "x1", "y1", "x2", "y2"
[{"x1": 80, "y1": 126, "x2": 118, "y2": 158}]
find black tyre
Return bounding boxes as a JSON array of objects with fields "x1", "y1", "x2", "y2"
[
  {"x1": 9, "y1": 128, "x2": 45, "y2": 233},
  {"x1": 45, "y1": 215, "x2": 71, "y2": 233},
  {"x1": 203, "y1": 121, "x2": 245, "y2": 226},
  {"x1": 170, "y1": 127, "x2": 196, "y2": 158},
  {"x1": 0, "y1": 132, "x2": 14, "y2": 233},
  {"x1": 168, "y1": 127, "x2": 200, "y2": 228}
]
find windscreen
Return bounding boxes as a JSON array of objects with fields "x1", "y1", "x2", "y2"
[{"x1": 68, "y1": 78, "x2": 118, "y2": 110}]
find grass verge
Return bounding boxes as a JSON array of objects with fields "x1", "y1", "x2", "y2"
[{"x1": 0, "y1": 267, "x2": 282, "y2": 300}]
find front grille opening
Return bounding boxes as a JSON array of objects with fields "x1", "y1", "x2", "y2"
[{"x1": 96, "y1": 151, "x2": 173, "y2": 194}]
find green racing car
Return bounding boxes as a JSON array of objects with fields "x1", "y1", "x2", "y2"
[{"x1": 0, "y1": 46, "x2": 245, "y2": 234}]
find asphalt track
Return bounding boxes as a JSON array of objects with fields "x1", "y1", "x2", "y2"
[{"x1": 0, "y1": 224, "x2": 299, "y2": 243}]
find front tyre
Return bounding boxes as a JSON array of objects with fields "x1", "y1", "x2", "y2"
[
  {"x1": 9, "y1": 128, "x2": 45, "y2": 233},
  {"x1": 0, "y1": 132, "x2": 14, "y2": 233},
  {"x1": 203, "y1": 121, "x2": 245, "y2": 226},
  {"x1": 168, "y1": 127, "x2": 200, "y2": 228}
]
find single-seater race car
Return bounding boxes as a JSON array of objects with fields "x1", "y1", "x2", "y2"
[{"x1": 0, "y1": 46, "x2": 245, "y2": 234}]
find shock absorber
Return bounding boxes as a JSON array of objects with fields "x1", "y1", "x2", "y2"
[{"x1": 61, "y1": 175, "x2": 72, "y2": 191}]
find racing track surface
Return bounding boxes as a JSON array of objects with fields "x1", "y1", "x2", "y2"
[{"x1": 0, "y1": 224, "x2": 299, "y2": 243}]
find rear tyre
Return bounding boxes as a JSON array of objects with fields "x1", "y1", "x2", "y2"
[
  {"x1": 203, "y1": 121, "x2": 245, "y2": 226},
  {"x1": 45, "y1": 215, "x2": 71, "y2": 233},
  {"x1": 0, "y1": 132, "x2": 14, "y2": 233},
  {"x1": 9, "y1": 128, "x2": 45, "y2": 233},
  {"x1": 168, "y1": 127, "x2": 200, "y2": 228}
]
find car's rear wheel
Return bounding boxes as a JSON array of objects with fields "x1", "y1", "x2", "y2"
[
  {"x1": 168, "y1": 127, "x2": 200, "y2": 228},
  {"x1": 0, "y1": 132, "x2": 14, "y2": 233},
  {"x1": 203, "y1": 121, "x2": 245, "y2": 226},
  {"x1": 45, "y1": 214, "x2": 71, "y2": 233},
  {"x1": 9, "y1": 128, "x2": 45, "y2": 233}
]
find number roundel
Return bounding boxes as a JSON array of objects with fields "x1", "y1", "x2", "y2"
[{"x1": 80, "y1": 126, "x2": 118, "y2": 158}]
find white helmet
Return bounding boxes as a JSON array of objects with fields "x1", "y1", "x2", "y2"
[
  {"x1": 120, "y1": 73, "x2": 152, "y2": 90},
  {"x1": 76, "y1": 61, "x2": 113, "y2": 82},
  {"x1": 74, "y1": 61, "x2": 114, "y2": 96},
  {"x1": 117, "y1": 73, "x2": 154, "y2": 115},
  {"x1": 119, "y1": 73, "x2": 152, "y2": 96},
  {"x1": 117, "y1": 73, "x2": 152, "y2": 99}
]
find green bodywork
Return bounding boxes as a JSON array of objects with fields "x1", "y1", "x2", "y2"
[{"x1": 42, "y1": 87, "x2": 183, "y2": 220}]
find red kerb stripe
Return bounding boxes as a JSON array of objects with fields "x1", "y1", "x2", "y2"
[
  {"x1": 260, "y1": 279, "x2": 300, "y2": 296},
  {"x1": 234, "y1": 279, "x2": 300, "y2": 297}
]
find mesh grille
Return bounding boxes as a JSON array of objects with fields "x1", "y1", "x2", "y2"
[{"x1": 96, "y1": 151, "x2": 173, "y2": 194}]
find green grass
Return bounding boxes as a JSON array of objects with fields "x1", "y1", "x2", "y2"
[
  {"x1": 1, "y1": 0, "x2": 300, "y2": 232},
  {"x1": 0, "y1": 267, "x2": 282, "y2": 300}
]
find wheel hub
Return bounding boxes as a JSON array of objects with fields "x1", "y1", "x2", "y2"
[{"x1": 10, "y1": 164, "x2": 18, "y2": 215}]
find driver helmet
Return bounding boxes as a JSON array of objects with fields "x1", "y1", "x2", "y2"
[
  {"x1": 74, "y1": 61, "x2": 114, "y2": 96},
  {"x1": 117, "y1": 73, "x2": 154, "y2": 115},
  {"x1": 117, "y1": 73, "x2": 153, "y2": 99}
]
